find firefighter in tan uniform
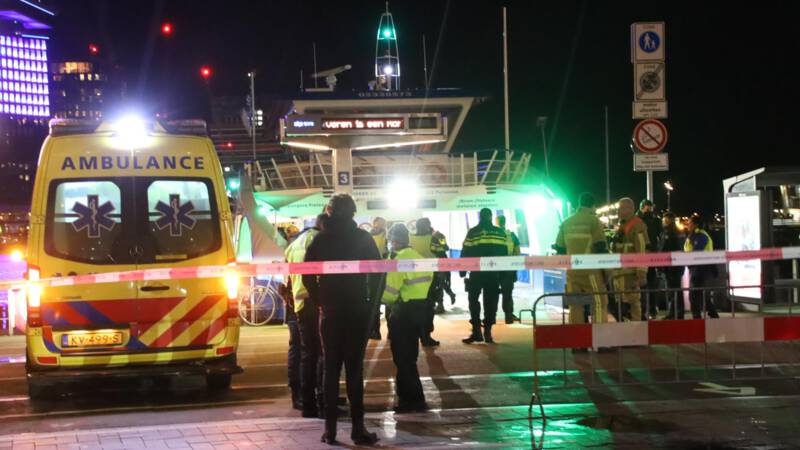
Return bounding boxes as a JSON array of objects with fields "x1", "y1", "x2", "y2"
[
  {"x1": 554, "y1": 193, "x2": 609, "y2": 325},
  {"x1": 610, "y1": 197, "x2": 649, "y2": 322}
]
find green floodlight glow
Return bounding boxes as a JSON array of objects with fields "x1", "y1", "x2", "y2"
[
  {"x1": 552, "y1": 199, "x2": 563, "y2": 211},
  {"x1": 530, "y1": 194, "x2": 548, "y2": 216}
]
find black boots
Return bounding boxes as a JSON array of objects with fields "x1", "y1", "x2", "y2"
[
  {"x1": 420, "y1": 334, "x2": 440, "y2": 347},
  {"x1": 291, "y1": 388, "x2": 302, "y2": 411},
  {"x1": 321, "y1": 422, "x2": 379, "y2": 446},
  {"x1": 462, "y1": 325, "x2": 484, "y2": 344},
  {"x1": 351, "y1": 421, "x2": 379, "y2": 446},
  {"x1": 484, "y1": 325, "x2": 495, "y2": 344},
  {"x1": 321, "y1": 417, "x2": 337, "y2": 444}
]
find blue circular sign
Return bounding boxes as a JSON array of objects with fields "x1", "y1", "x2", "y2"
[{"x1": 639, "y1": 31, "x2": 660, "y2": 53}]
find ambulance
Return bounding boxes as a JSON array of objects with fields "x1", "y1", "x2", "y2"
[{"x1": 24, "y1": 117, "x2": 241, "y2": 398}]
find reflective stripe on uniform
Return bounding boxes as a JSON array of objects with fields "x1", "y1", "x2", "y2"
[
  {"x1": 406, "y1": 276, "x2": 433, "y2": 285},
  {"x1": 637, "y1": 233, "x2": 646, "y2": 253},
  {"x1": 589, "y1": 274, "x2": 603, "y2": 323},
  {"x1": 384, "y1": 286, "x2": 400, "y2": 296}
]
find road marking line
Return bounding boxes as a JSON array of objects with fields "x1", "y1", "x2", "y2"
[{"x1": 694, "y1": 382, "x2": 756, "y2": 396}]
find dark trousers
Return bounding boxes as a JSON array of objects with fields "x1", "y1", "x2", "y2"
[
  {"x1": 388, "y1": 300, "x2": 427, "y2": 407},
  {"x1": 500, "y1": 272, "x2": 516, "y2": 316},
  {"x1": 689, "y1": 268, "x2": 719, "y2": 319},
  {"x1": 467, "y1": 274, "x2": 501, "y2": 327},
  {"x1": 371, "y1": 303, "x2": 381, "y2": 336},
  {"x1": 297, "y1": 303, "x2": 323, "y2": 411},
  {"x1": 644, "y1": 267, "x2": 659, "y2": 318},
  {"x1": 320, "y1": 306, "x2": 369, "y2": 430},
  {"x1": 663, "y1": 270, "x2": 684, "y2": 319},
  {"x1": 422, "y1": 276, "x2": 441, "y2": 336},
  {"x1": 286, "y1": 304, "x2": 301, "y2": 394}
]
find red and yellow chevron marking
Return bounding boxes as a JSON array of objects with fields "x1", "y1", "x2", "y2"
[{"x1": 138, "y1": 294, "x2": 226, "y2": 348}]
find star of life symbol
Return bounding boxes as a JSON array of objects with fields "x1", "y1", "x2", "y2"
[
  {"x1": 155, "y1": 194, "x2": 196, "y2": 237},
  {"x1": 72, "y1": 195, "x2": 116, "y2": 238}
]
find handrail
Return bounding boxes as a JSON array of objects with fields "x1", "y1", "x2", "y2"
[{"x1": 243, "y1": 149, "x2": 531, "y2": 191}]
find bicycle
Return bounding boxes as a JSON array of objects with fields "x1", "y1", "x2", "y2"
[{"x1": 238, "y1": 277, "x2": 282, "y2": 326}]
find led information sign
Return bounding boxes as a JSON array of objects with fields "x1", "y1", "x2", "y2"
[
  {"x1": 285, "y1": 113, "x2": 443, "y2": 136},
  {"x1": 321, "y1": 118, "x2": 404, "y2": 131},
  {"x1": 0, "y1": 35, "x2": 50, "y2": 117}
]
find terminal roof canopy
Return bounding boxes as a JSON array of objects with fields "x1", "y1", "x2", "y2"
[{"x1": 286, "y1": 90, "x2": 481, "y2": 153}]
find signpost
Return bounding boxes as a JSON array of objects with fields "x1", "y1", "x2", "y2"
[{"x1": 631, "y1": 22, "x2": 667, "y2": 201}]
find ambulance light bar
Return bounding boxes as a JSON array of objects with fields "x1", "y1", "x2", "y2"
[{"x1": 49, "y1": 118, "x2": 208, "y2": 137}]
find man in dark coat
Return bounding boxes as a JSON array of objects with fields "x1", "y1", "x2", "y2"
[{"x1": 302, "y1": 194, "x2": 381, "y2": 446}]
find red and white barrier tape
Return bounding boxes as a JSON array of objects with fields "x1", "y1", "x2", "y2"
[
  {"x1": 535, "y1": 316, "x2": 800, "y2": 349},
  {"x1": 3, "y1": 246, "x2": 799, "y2": 290}
]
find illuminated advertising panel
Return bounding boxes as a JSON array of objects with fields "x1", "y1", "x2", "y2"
[
  {"x1": 0, "y1": 35, "x2": 50, "y2": 117},
  {"x1": 726, "y1": 192, "x2": 761, "y2": 299}
]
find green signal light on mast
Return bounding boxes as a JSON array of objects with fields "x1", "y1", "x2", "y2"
[{"x1": 383, "y1": 28, "x2": 393, "y2": 38}]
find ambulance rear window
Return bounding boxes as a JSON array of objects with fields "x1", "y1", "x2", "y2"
[
  {"x1": 144, "y1": 179, "x2": 220, "y2": 262},
  {"x1": 46, "y1": 180, "x2": 125, "y2": 264}
]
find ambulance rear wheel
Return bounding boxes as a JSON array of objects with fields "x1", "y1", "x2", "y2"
[{"x1": 206, "y1": 373, "x2": 232, "y2": 391}]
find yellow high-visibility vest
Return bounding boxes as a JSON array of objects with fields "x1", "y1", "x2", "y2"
[
  {"x1": 284, "y1": 228, "x2": 318, "y2": 311},
  {"x1": 382, "y1": 247, "x2": 433, "y2": 303}
]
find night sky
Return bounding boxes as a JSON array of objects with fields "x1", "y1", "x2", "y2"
[{"x1": 48, "y1": 1, "x2": 798, "y2": 215}]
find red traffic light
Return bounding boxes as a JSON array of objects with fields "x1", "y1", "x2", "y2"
[
  {"x1": 200, "y1": 66, "x2": 212, "y2": 79},
  {"x1": 88, "y1": 43, "x2": 99, "y2": 55},
  {"x1": 161, "y1": 22, "x2": 173, "y2": 35},
  {"x1": 226, "y1": 142, "x2": 234, "y2": 149}
]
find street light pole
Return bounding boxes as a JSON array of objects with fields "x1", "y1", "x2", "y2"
[
  {"x1": 537, "y1": 116, "x2": 548, "y2": 177},
  {"x1": 249, "y1": 70, "x2": 256, "y2": 163},
  {"x1": 664, "y1": 181, "x2": 674, "y2": 211}
]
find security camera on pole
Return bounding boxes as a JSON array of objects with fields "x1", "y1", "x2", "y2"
[{"x1": 631, "y1": 22, "x2": 668, "y2": 201}]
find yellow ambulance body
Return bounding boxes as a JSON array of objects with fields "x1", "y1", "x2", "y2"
[{"x1": 24, "y1": 118, "x2": 241, "y2": 398}]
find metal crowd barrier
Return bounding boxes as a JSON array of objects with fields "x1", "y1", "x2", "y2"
[{"x1": 522, "y1": 283, "x2": 800, "y2": 423}]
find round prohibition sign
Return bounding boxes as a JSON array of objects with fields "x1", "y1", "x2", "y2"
[{"x1": 633, "y1": 119, "x2": 668, "y2": 153}]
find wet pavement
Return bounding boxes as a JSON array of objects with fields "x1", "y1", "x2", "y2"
[{"x1": 1, "y1": 287, "x2": 799, "y2": 448}]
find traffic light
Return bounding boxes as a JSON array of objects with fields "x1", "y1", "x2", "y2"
[
  {"x1": 200, "y1": 66, "x2": 212, "y2": 80},
  {"x1": 382, "y1": 28, "x2": 393, "y2": 38},
  {"x1": 88, "y1": 43, "x2": 99, "y2": 55},
  {"x1": 227, "y1": 178, "x2": 240, "y2": 192},
  {"x1": 161, "y1": 22, "x2": 173, "y2": 36}
]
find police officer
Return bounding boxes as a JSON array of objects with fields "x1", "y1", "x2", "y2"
[
  {"x1": 285, "y1": 214, "x2": 326, "y2": 418},
  {"x1": 460, "y1": 208, "x2": 508, "y2": 344},
  {"x1": 302, "y1": 194, "x2": 380, "y2": 446},
  {"x1": 610, "y1": 198, "x2": 649, "y2": 322},
  {"x1": 410, "y1": 217, "x2": 446, "y2": 347},
  {"x1": 496, "y1": 215, "x2": 521, "y2": 324},
  {"x1": 554, "y1": 193, "x2": 609, "y2": 336},
  {"x1": 684, "y1": 213, "x2": 720, "y2": 319},
  {"x1": 369, "y1": 217, "x2": 389, "y2": 340},
  {"x1": 637, "y1": 199, "x2": 662, "y2": 319},
  {"x1": 383, "y1": 223, "x2": 433, "y2": 413}
]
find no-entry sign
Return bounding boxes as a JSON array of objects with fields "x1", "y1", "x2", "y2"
[{"x1": 633, "y1": 119, "x2": 668, "y2": 153}]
